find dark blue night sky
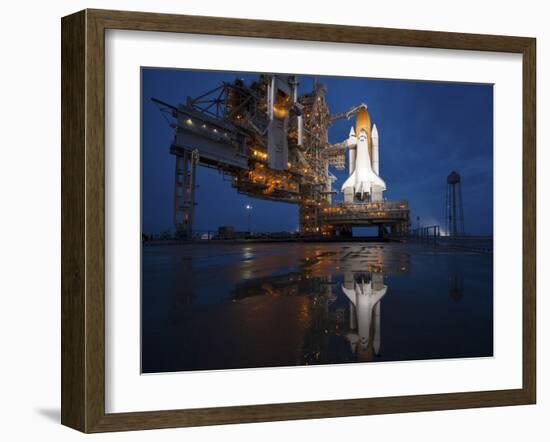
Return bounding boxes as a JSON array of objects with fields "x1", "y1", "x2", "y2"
[{"x1": 141, "y1": 68, "x2": 493, "y2": 236}]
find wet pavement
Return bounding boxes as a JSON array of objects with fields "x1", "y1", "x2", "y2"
[{"x1": 141, "y1": 241, "x2": 493, "y2": 373}]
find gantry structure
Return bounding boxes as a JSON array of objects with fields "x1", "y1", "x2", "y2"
[{"x1": 153, "y1": 74, "x2": 410, "y2": 238}]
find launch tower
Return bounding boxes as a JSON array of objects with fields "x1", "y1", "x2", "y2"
[{"x1": 154, "y1": 74, "x2": 410, "y2": 238}]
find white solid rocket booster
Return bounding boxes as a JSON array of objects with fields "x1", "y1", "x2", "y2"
[
  {"x1": 372, "y1": 123, "x2": 379, "y2": 175},
  {"x1": 347, "y1": 126, "x2": 357, "y2": 175}
]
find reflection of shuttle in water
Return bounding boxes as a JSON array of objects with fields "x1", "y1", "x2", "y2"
[{"x1": 342, "y1": 273, "x2": 387, "y2": 361}]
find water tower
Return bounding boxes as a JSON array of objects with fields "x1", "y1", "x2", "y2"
[{"x1": 446, "y1": 171, "x2": 464, "y2": 236}]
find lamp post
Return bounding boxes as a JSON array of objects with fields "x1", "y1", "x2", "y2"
[{"x1": 246, "y1": 204, "x2": 252, "y2": 233}]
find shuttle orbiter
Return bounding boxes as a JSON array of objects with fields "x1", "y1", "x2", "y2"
[{"x1": 341, "y1": 105, "x2": 386, "y2": 202}]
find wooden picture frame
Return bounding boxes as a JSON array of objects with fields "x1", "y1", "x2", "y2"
[{"x1": 61, "y1": 8, "x2": 536, "y2": 433}]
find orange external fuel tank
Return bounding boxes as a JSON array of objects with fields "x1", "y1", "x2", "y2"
[{"x1": 355, "y1": 106, "x2": 373, "y2": 164}]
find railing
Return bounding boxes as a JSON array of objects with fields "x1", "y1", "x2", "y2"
[
  {"x1": 407, "y1": 228, "x2": 493, "y2": 253},
  {"x1": 143, "y1": 229, "x2": 304, "y2": 242},
  {"x1": 410, "y1": 225, "x2": 440, "y2": 242},
  {"x1": 320, "y1": 200, "x2": 410, "y2": 223}
]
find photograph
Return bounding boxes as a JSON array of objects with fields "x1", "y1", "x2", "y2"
[
  {"x1": 0, "y1": 0, "x2": 541, "y2": 437},
  {"x1": 141, "y1": 69, "x2": 494, "y2": 374}
]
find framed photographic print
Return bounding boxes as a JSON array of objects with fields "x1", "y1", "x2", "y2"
[{"x1": 61, "y1": 9, "x2": 536, "y2": 433}]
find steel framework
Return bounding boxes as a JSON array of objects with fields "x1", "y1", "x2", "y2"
[{"x1": 153, "y1": 74, "x2": 410, "y2": 238}]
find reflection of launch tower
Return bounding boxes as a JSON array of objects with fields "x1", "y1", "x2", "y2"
[
  {"x1": 446, "y1": 171, "x2": 464, "y2": 236},
  {"x1": 449, "y1": 273, "x2": 464, "y2": 302}
]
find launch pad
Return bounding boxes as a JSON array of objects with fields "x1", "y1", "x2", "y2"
[
  {"x1": 321, "y1": 201, "x2": 410, "y2": 237},
  {"x1": 154, "y1": 74, "x2": 410, "y2": 238}
]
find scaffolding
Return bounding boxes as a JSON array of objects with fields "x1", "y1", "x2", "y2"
[{"x1": 153, "y1": 74, "x2": 410, "y2": 237}]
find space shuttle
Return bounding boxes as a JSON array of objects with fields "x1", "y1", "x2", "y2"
[
  {"x1": 341, "y1": 105, "x2": 386, "y2": 203},
  {"x1": 342, "y1": 273, "x2": 387, "y2": 361}
]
